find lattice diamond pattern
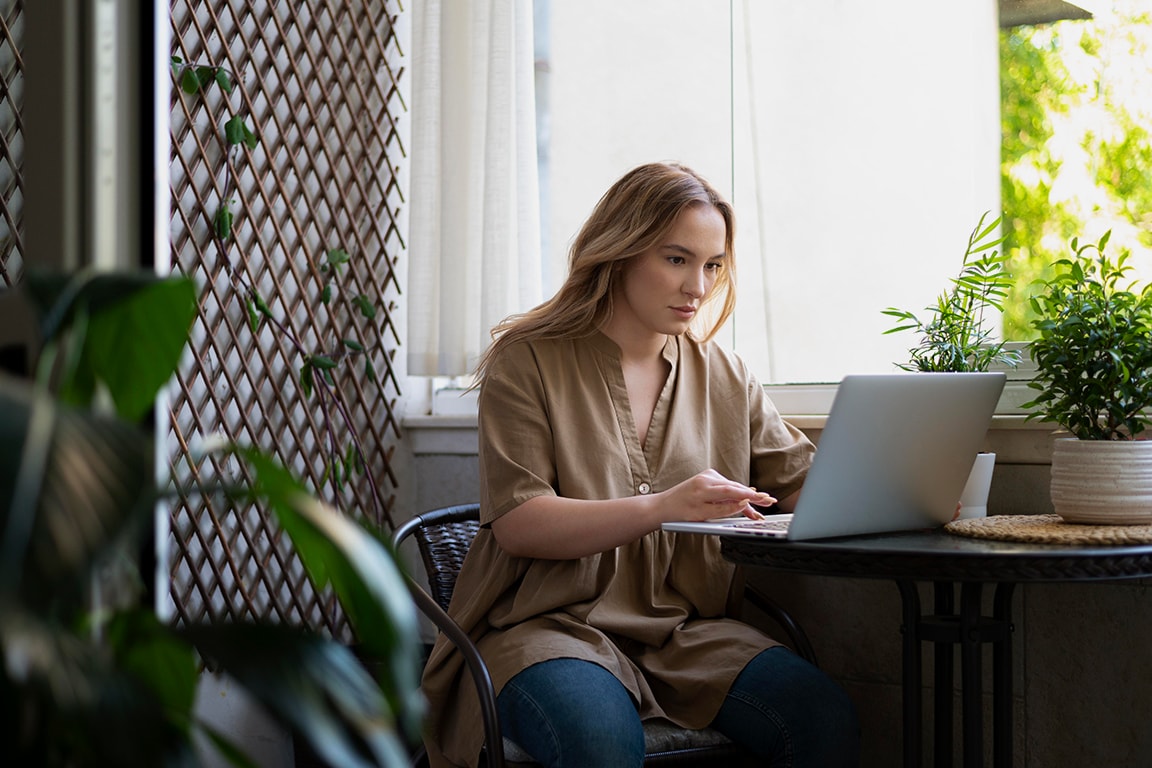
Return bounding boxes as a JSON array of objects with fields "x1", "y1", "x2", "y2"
[
  {"x1": 0, "y1": 0, "x2": 24, "y2": 291},
  {"x1": 167, "y1": 0, "x2": 406, "y2": 635}
]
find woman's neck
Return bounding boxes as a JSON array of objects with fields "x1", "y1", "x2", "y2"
[{"x1": 600, "y1": 322, "x2": 668, "y2": 365}]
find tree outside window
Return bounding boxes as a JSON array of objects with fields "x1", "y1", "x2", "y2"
[{"x1": 1001, "y1": 1, "x2": 1152, "y2": 339}]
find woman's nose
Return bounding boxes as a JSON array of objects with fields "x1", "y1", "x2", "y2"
[{"x1": 683, "y1": 268, "x2": 706, "y2": 298}]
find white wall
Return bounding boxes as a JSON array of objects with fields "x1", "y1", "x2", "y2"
[{"x1": 544, "y1": 0, "x2": 1002, "y2": 383}]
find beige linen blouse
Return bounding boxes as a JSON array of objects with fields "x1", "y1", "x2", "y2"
[{"x1": 420, "y1": 331, "x2": 815, "y2": 768}]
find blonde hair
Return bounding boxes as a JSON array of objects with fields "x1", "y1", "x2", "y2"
[{"x1": 475, "y1": 162, "x2": 737, "y2": 382}]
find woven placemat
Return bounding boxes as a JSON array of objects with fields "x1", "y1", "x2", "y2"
[{"x1": 945, "y1": 514, "x2": 1152, "y2": 545}]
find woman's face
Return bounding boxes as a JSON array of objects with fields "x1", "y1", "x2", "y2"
[{"x1": 611, "y1": 203, "x2": 727, "y2": 342}]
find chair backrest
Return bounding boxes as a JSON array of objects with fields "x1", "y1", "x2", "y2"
[{"x1": 394, "y1": 503, "x2": 481, "y2": 611}]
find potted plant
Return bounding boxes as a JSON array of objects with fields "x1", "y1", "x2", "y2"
[
  {"x1": 1023, "y1": 231, "x2": 1152, "y2": 524},
  {"x1": 882, "y1": 212, "x2": 1021, "y2": 374},
  {"x1": 882, "y1": 212, "x2": 1020, "y2": 518}
]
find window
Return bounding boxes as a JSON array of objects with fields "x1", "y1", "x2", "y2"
[
  {"x1": 1000, "y1": 2, "x2": 1152, "y2": 338},
  {"x1": 537, "y1": 0, "x2": 999, "y2": 384},
  {"x1": 534, "y1": 0, "x2": 1151, "y2": 387}
]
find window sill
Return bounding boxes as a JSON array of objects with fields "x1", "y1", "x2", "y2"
[
  {"x1": 765, "y1": 379, "x2": 1037, "y2": 419},
  {"x1": 405, "y1": 380, "x2": 1062, "y2": 462}
]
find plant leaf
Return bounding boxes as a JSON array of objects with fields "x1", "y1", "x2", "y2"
[
  {"x1": 0, "y1": 374, "x2": 155, "y2": 606},
  {"x1": 184, "y1": 622, "x2": 414, "y2": 768},
  {"x1": 214, "y1": 203, "x2": 234, "y2": 241},
  {"x1": 352, "y1": 295, "x2": 376, "y2": 320},
  {"x1": 223, "y1": 446, "x2": 424, "y2": 737},
  {"x1": 224, "y1": 115, "x2": 250, "y2": 147},
  {"x1": 180, "y1": 67, "x2": 200, "y2": 94},
  {"x1": 84, "y1": 277, "x2": 198, "y2": 422}
]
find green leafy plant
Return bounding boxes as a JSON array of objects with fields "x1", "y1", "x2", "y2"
[
  {"x1": 883, "y1": 212, "x2": 1022, "y2": 372},
  {"x1": 0, "y1": 270, "x2": 423, "y2": 767},
  {"x1": 1023, "y1": 231, "x2": 1152, "y2": 440},
  {"x1": 171, "y1": 55, "x2": 394, "y2": 526}
]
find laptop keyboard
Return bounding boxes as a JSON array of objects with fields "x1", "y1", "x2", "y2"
[{"x1": 727, "y1": 518, "x2": 791, "y2": 533}]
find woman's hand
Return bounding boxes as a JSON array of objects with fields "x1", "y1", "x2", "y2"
[
  {"x1": 491, "y1": 469, "x2": 777, "y2": 560},
  {"x1": 655, "y1": 469, "x2": 777, "y2": 524}
]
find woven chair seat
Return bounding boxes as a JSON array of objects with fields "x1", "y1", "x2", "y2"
[{"x1": 502, "y1": 721, "x2": 736, "y2": 765}]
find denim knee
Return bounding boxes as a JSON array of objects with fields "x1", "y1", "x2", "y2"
[
  {"x1": 497, "y1": 658, "x2": 645, "y2": 768},
  {"x1": 712, "y1": 646, "x2": 860, "y2": 767}
]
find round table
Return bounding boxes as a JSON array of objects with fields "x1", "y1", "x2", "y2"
[{"x1": 721, "y1": 528, "x2": 1152, "y2": 768}]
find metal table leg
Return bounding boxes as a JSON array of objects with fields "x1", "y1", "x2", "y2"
[
  {"x1": 899, "y1": 580, "x2": 1017, "y2": 768},
  {"x1": 933, "y1": 582, "x2": 954, "y2": 768},
  {"x1": 992, "y1": 583, "x2": 1016, "y2": 768},
  {"x1": 898, "y1": 579, "x2": 923, "y2": 768},
  {"x1": 959, "y1": 583, "x2": 985, "y2": 768}
]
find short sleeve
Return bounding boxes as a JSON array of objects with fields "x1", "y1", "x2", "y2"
[
  {"x1": 477, "y1": 343, "x2": 559, "y2": 525},
  {"x1": 746, "y1": 364, "x2": 815, "y2": 499}
]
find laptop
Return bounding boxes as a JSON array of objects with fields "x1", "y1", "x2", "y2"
[{"x1": 661, "y1": 372, "x2": 1006, "y2": 540}]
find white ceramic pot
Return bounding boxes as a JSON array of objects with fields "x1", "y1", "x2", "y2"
[
  {"x1": 958, "y1": 452, "x2": 996, "y2": 519},
  {"x1": 1050, "y1": 438, "x2": 1152, "y2": 524}
]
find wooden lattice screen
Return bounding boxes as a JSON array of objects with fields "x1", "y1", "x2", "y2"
[
  {"x1": 167, "y1": 0, "x2": 406, "y2": 635},
  {"x1": 0, "y1": 0, "x2": 22, "y2": 293}
]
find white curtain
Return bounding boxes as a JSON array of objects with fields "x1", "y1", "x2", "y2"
[{"x1": 407, "y1": 0, "x2": 542, "y2": 376}]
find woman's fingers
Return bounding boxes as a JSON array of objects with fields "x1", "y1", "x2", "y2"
[{"x1": 655, "y1": 470, "x2": 784, "y2": 524}]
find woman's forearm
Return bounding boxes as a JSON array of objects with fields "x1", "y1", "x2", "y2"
[
  {"x1": 491, "y1": 494, "x2": 663, "y2": 559},
  {"x1": 491, "y1": 470, "x2": 777, "y2": 559}
]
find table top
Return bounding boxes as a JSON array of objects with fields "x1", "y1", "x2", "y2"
[{"x1": 721, "y1": 527, "x2": 1152, "y2": 583}]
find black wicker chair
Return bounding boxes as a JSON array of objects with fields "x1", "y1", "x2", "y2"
[{"x1": 394, "y1": 503, "x2": 818, "y2": 768}]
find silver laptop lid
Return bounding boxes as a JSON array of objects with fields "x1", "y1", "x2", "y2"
[{"x1": 785, "y1": 372, "x2": 1005, "y2": 540}]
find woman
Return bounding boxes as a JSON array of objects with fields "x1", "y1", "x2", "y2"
[{"x1": 420, "y1": 162, "x2": 859, "y2": 767}]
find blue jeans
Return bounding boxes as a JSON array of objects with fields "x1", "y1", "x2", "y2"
[{"x1": 496, "y1": 647, "x2": 860, "y2": 767}]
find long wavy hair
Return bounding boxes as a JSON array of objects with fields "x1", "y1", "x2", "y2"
[{"x1": 474, "y1": 162, "x2": 737, "y2": 382}]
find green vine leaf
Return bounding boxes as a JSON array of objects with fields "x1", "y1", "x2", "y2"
[
  {"x1": 195, "y1": 66, "x2": 216, "y2": 89},
  {"x1": 342, "y1": 339, "x2": 364, "y2": 353},
  {"x1": 344, "y1": 443, "x2": 356, "y2": 475},
  {"x1": 180, "y1": 67, "x2": 201, "y2": 95},
  {"x1": 214, "y1": 69, "x2": 233, "y2": 94},
  {"x1": 310, "y1": 355, "x2": 337, "y2": 371},
  {"x1": 245, "y1": 299, "x2": 260, "y2": 332},
  {"x1": 326, "y1": 249, "x2": 351, "y2": 273},
  {"x1": 299, "y1": 361, "x2": 314, "y2": 400},
  {"x1": 321, "y1": 284, "x2": 332, "y2": 305},
  {"x1": 352, "y1": 295, "x2": 376, "y2": 320},
  {"x1": 224, "y1": 115, "x2": 258, "y2": 150},
  {"x1": 251, "y1": 291, "x2": 273, "y2": 319},
  {"x1": 214, "y1": 201, "x2": 234, "y2": 241}
]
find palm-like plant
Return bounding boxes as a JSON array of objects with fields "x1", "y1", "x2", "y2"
[{"x1": 883, "y1": 212, "x2": 1021, "y2": 373}]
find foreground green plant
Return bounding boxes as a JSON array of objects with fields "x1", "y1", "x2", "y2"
[
  {"x1": 0, "y1": 270, "x2": 423, "y2": 767},
  {"x1": 1023, "y1": 232, "x2": 1152, "y2": 440},
  {"x1": 883, "y1": 212, "x2": 1021, "y2": 372}
]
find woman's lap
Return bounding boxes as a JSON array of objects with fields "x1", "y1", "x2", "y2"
[
  {"x1": 711, "y1": 646, "x2": 860, "y2": 767},
  {"x1": 495, "y1": 647, "x2": 859, "y2": 768},
  {"x1": 496, "y1": 657, "x2": 645, "y2": 768}
]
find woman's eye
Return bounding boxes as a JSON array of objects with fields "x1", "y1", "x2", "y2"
[
  {"x1": 667, "y1": 256, "x2": 686, "y2": 265},
  {"x1": 705, "y1": 262, "x2": 723, "y2": 272}
]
